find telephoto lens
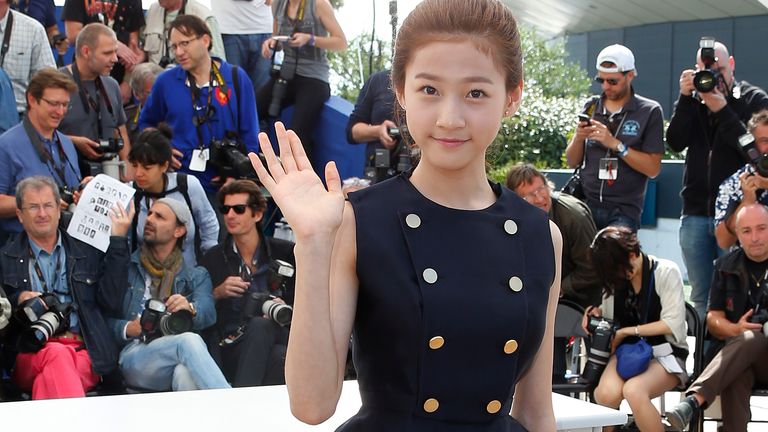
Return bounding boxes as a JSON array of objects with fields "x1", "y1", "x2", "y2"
[{"x1": 581, "y1": 317, "x2": 615, "y2": 386}]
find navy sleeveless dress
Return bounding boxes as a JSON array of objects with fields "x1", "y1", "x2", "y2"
[{"x1": 340, "y1": 174, "x2": 555, "y2": 432}]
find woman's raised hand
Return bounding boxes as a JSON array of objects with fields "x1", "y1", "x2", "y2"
[{"x1": 249, "y1": 122, "x2": 345, "y2": 240}]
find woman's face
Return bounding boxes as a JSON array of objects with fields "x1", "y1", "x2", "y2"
[
  {"x1": 625, "y1": 252, "x2": 642, "y2": 280},
  {"x1": 396, "y1": 38, "x2": 521, "y2": 173},
  {"x1": 132, "y1": 161, "x2": 169, "y2": 190}
]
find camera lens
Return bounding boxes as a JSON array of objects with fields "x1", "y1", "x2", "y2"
[
  {"x1": 693, "y1": 70, "x2": 717, "y2": 93},
  {"x1": 160, "y1": 310, "x2": 194, "y2": 335}
]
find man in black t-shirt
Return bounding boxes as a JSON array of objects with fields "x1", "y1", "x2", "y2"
[{"x1": 666, "y1": 203, "x2": 768, "y2": 431}]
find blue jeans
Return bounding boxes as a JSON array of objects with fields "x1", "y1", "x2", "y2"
[
  {"x1": 587, "y1": 202, "x2": 639, "y2": 232},
  {"x1": 222, "y1": 33, "x2": 272, "y2": 92},
  {"x1": 119, "y1": 333, "x2": 230, "y2": 391},
  {"x1": 679, "y1": 215, "x2": 723, "y2": 320}
]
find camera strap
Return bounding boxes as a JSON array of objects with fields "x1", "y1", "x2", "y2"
[
  {"x1": 71, "y1": 62, "x2": 115, "y2": 138},
  {"x1": 28, "y1": 245, "x2": 63, "y2": 295},
  {"x1": 22, "y1": 115, "x2": 76, "y2": 187},
  {"x1": 0, "y1": 9, "x2": 13, "y2": 68}
]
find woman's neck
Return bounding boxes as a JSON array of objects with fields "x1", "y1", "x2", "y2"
[
  {"x1": 146, "y1": 173, "x2": 167, "y2": 194},
  {"x1": 409, "y1": 160, "x2": 496, "y2": 210},
  {"x1": 630, "y1": 253, "x2": 645, "y2": 292}
]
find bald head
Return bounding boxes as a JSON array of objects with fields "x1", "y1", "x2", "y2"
[
  {"x1": 697, "y1": 40, "x2": 734, "y2": 89},
  {"x1": 735, "y1": 204, "x2": 768, "y2": 262}
]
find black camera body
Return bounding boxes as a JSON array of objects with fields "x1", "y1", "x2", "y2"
[
  {"x1": 139, "y1": 299, "x2": 194, "y2": 344},
  {"x1": 97, "y1": 137, "x2": 124, "y2": 155},
  {"x1": 582, "y1": 316, "x2": 616, "y2": 385},
  {"x1": 737, "y1": 133, "x2": 768, "y2": 177},
  {"x1": 209, "y1": 136, "x2": 257, "y2": 180},
  {"x1": 59, "y1": 185, "x2": 75, "y2": 205},
  {"x1": 14, "y1": 293, "x2": 72, "y2": 353},
  {"x1": 364, "y1": 125, "x2": 413, "y2": 183},
  {"x1": 694, "y1": 37, "x2": 721, "y2": 93}
]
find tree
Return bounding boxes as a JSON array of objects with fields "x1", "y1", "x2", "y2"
[{"x1": 329, "y1": 33, "x2": 391, "y2": 102}]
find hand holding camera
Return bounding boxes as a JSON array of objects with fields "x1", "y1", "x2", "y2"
[
  {"x1": 213, "y1": 276, "x2": 250, "y2": 300},
  {"x1": 378, "y1": 120, "x2": 398, "y2": 149}
]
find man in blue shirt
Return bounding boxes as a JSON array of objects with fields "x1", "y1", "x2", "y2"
[
  {"x1": 0, "y1": 68, "x2": 82, "y2": 242},
  {"x1": 138, "y1": 14, "x2": 260, "y2": 195}
]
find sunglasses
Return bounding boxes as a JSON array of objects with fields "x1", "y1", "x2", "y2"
[
  {"x1": 594, "y1": 76, "x2": 624, "y2": 86},
  {"x1": 219, "y1": 204, "x2": 251, "y2": 215}
]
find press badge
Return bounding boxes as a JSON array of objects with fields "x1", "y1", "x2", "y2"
[
  {"x1": 190, "y1": 148, "x2": 209, "y2": 172},
  {"x1": 598, "y1": 158, "x2": 618, "y2": 180}
]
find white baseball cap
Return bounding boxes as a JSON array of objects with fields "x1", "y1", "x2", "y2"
[{"x1": 596, "y1": 44, "x2": 637, "y2": 75}]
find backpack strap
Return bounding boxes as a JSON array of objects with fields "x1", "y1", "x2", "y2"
[{"x1": 174, "y1": 174, "x2": 202, "y2": 260}]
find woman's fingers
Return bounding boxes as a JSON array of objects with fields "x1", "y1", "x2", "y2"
[
  {"x1": 325, "y1": 161, "x2": 341, "y2": 194},
  {"x1": 249, "y1": 152, "x2": 276, "y2": 191},
  {"x1": 274, "y1": 122, "x2": 299, "y2": 173},
  {"x1": 258, "y1": 131, "x2": 285, "y2": 180}
]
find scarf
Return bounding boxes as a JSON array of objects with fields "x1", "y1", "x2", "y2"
[{"x1": 140, "y1": 244, "x2": 183, "y2": 300}]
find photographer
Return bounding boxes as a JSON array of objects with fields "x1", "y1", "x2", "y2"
[
  {"x1": 0, "y1": 69, "x2": 82, "y2": 244},
  {"x1": 667, "y1": 38, "x2": 768, "y2": 320},
  {"x1": 127, "y1": 126, "x2": 219, "y2": 266},
  {"x1": 0, "y1": 176, "x2": 132, "y2": 399},
  {"x1": 715, "y1": 110, "x2": 768, "y2": 249},
  {"x1": 666, "y1": 203, "x2": 768, "y2": 431},
  {"x1": 58, "y1": 23, "x2": 132, "y2": 178},
  {"x1": 110, "y1": 198, "x2": 229, "y2": 391},
  {"x1": 139, "y1": 14, "x2": 260, "y2": 195},
  {"x1": 346, "y1": 69, "x2": 411, "y2": 183},
  {"x1": 200, "y1": 180, "x2": 294, "y2": 387},
  {"x1": 256, "y1": 0, "x2": 346, "y2": 164},
  {"x1": 565, "y1": 44, "x2": 664, "y2": 232},
  {"x1": 584, "y1": 226, "x2": 688, "y2": 432}
]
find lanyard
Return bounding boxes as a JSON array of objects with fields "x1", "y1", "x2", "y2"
[
  {"x1": 29, "y1": 245, "x2": 63, "y2": 294},
  {"x1": 285, "y1": 0, "x2": 307, "y2": 28},
  {"x1": 72, "y1": 61, "x2": 115, "y2": 138},
  {"x1": 187, "y1": 61, "x2": 230, "y2": 149},
  {"x1": 22, "y1": 116, "x2": 78, "y2": 187},
  {"x1": 0, "y1": 9, "x2": 14, "y2": 67}
]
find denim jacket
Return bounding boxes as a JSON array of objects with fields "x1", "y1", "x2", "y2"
[
  {"x1": 109, "y1": 249, "x2": 216, "y2": 347},
  {"x1": 0, "y1": 231, "x2": 129, "y2": 375}
]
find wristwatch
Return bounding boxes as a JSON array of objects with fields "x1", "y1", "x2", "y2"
[{"x1": 617, "y1": 142, "x2": 629, "y2": 157}]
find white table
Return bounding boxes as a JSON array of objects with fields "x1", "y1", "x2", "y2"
[{"x1": 0, "y1": 381, "x2": 625, "y2": 431}]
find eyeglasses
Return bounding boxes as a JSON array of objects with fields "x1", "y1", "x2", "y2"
[
  {"x1": 40, "y1": 97, "x2": 71, "y2": 110},
  {"x1": 22, "y1": 202, "x2": 58, "y2": 213},
  {"x1": 521, "y1": 183, "x2": 550, "y2": 202},
  {"x1": 169, "y1": 36, "x2": 201, "y2": 52},
  {"x1": 594, "y1": 75, "x2": 625, "y2": 86},
  {"x1": 219, "y1": 204, "x2": 251, "y2": 215}
]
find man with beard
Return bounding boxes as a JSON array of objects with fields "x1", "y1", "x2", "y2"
[
  {"x1": 565, "y1": 44, "x2": 665, "y2": 231},
  {"x1": 110, "y1": 197, "x2": 229, "y2": 391}
]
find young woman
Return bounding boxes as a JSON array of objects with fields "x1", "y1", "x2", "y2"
[
  {"x1": 251, "y1": 1, "x2": 562, "y2": 431},
  {"x1": 585, "y1": 226, "x2": 688, "y2": 432},
  {"x1": 128, "y1": 126, "x2": 219, "y2": 266}
]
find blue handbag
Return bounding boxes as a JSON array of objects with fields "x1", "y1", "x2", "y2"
[{"x1": 615, "y1": 261, "x2": 657, "y2": 380}]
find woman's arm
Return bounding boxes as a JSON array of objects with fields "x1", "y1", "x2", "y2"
[
  {"x1": 314, "y1": 0, "x2": 348, "y2": 51},
  {"x1": 511, "y1": 221, "x2": 562, "y2": 432},
  {"x1": 285, "y1": 202, "x2": 358, "y2": 424}
]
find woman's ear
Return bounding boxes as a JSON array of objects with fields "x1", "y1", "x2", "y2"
[
  {"x1": 396, "y1": 90, "x2": 406, "y2": 111},
  {"x1": 504, "y1": 80, "x2": 524, "y2": 117}
]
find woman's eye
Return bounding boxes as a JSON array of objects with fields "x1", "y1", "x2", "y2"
[
  {"x1": 468, "y1": 89, "x2": 486, "y2": 98},
  {"x1": 420, "y1": 86, "x2": 437, "y2": 95}
]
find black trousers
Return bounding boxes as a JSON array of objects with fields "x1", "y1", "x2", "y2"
[
  {"x1": 256, "y1": 74, "x2": 330, "y2": 164},
  {"x1": 208, "y1": 317, "x2": 288, "y2": 387}
]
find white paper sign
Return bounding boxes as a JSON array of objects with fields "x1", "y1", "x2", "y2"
[{"x1": 67, "y1": 174, "x2": 135, "y2": 252}]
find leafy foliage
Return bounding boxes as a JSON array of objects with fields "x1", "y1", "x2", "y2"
[{"x1": 328, "y1": 33, "x2": 391, "y2": 102}]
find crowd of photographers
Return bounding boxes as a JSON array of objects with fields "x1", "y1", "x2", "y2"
[{"x1": 0, "y1": 0, "x2": 348, "y2": 400}]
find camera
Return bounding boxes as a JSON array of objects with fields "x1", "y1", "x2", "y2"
[
  {"x1": 748, "y1": 278, "x2": 768, "y2": 334},
  {"x1": 268, "y1": 41, "x2": 296, "y2": 118},
  {"x1": 581, "y1": 316, "x2": 616, "y2": 385},
  {"x1": 0, "y1": 287, "x2": 11, "y2": 336},
  {"x1": 97, "y1": 137, "x2": 124, "y2": 155},
  {"x1": 242, "y1": 292, "x2": 292, "y2": 327},
  {"x1": 59, "y1": 185, "x2": 75, "y2": 206},
  {"x1": 14, "y1": 293, "x2": 72, "y2": 353},
  {"x1": 209, "y1": 135, "x2": 257, "y2": 180},
  {"x1": 364, "y1": 125, "x2": 413, "y2": 183},
  {"x1": 139, "y1": 299, "x2": 194, "y2": 344},
  {"x1": 693, "y1": 37, "x2": 721, "y2": 93},
  {"x1": 737, "y1": 133, "x2": 768, "y2": 177}
]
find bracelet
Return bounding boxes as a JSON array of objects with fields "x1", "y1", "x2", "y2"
[
  {"x1": 634, "y1": 325, "x2": 640, "y2": 337},
  {"x1": 309, "y1": 33, "x2": 316, "y2": 47}
]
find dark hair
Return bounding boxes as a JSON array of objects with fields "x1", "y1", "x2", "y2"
[
  {"x1": 505, "y1": 163, "x2": 548, "y2": 191},
  {"x1": 391, "y1": 0, "x2": 522, "y2": 97},
  {"x1": 589, "y1": 226, "x2": 641, "y2": 297},
  {"x1": 168, "y1": 15, "x2": 212, "y2": 52},
  {"x1": 217, "y1": 179, "x2": 268, "y2": 213},
  {"x1": 128, "y1": 125, "x2": 174, "y2": 166},
  {"x1": 26, "y1": 68, "x2": 77, "y2": 110}
]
